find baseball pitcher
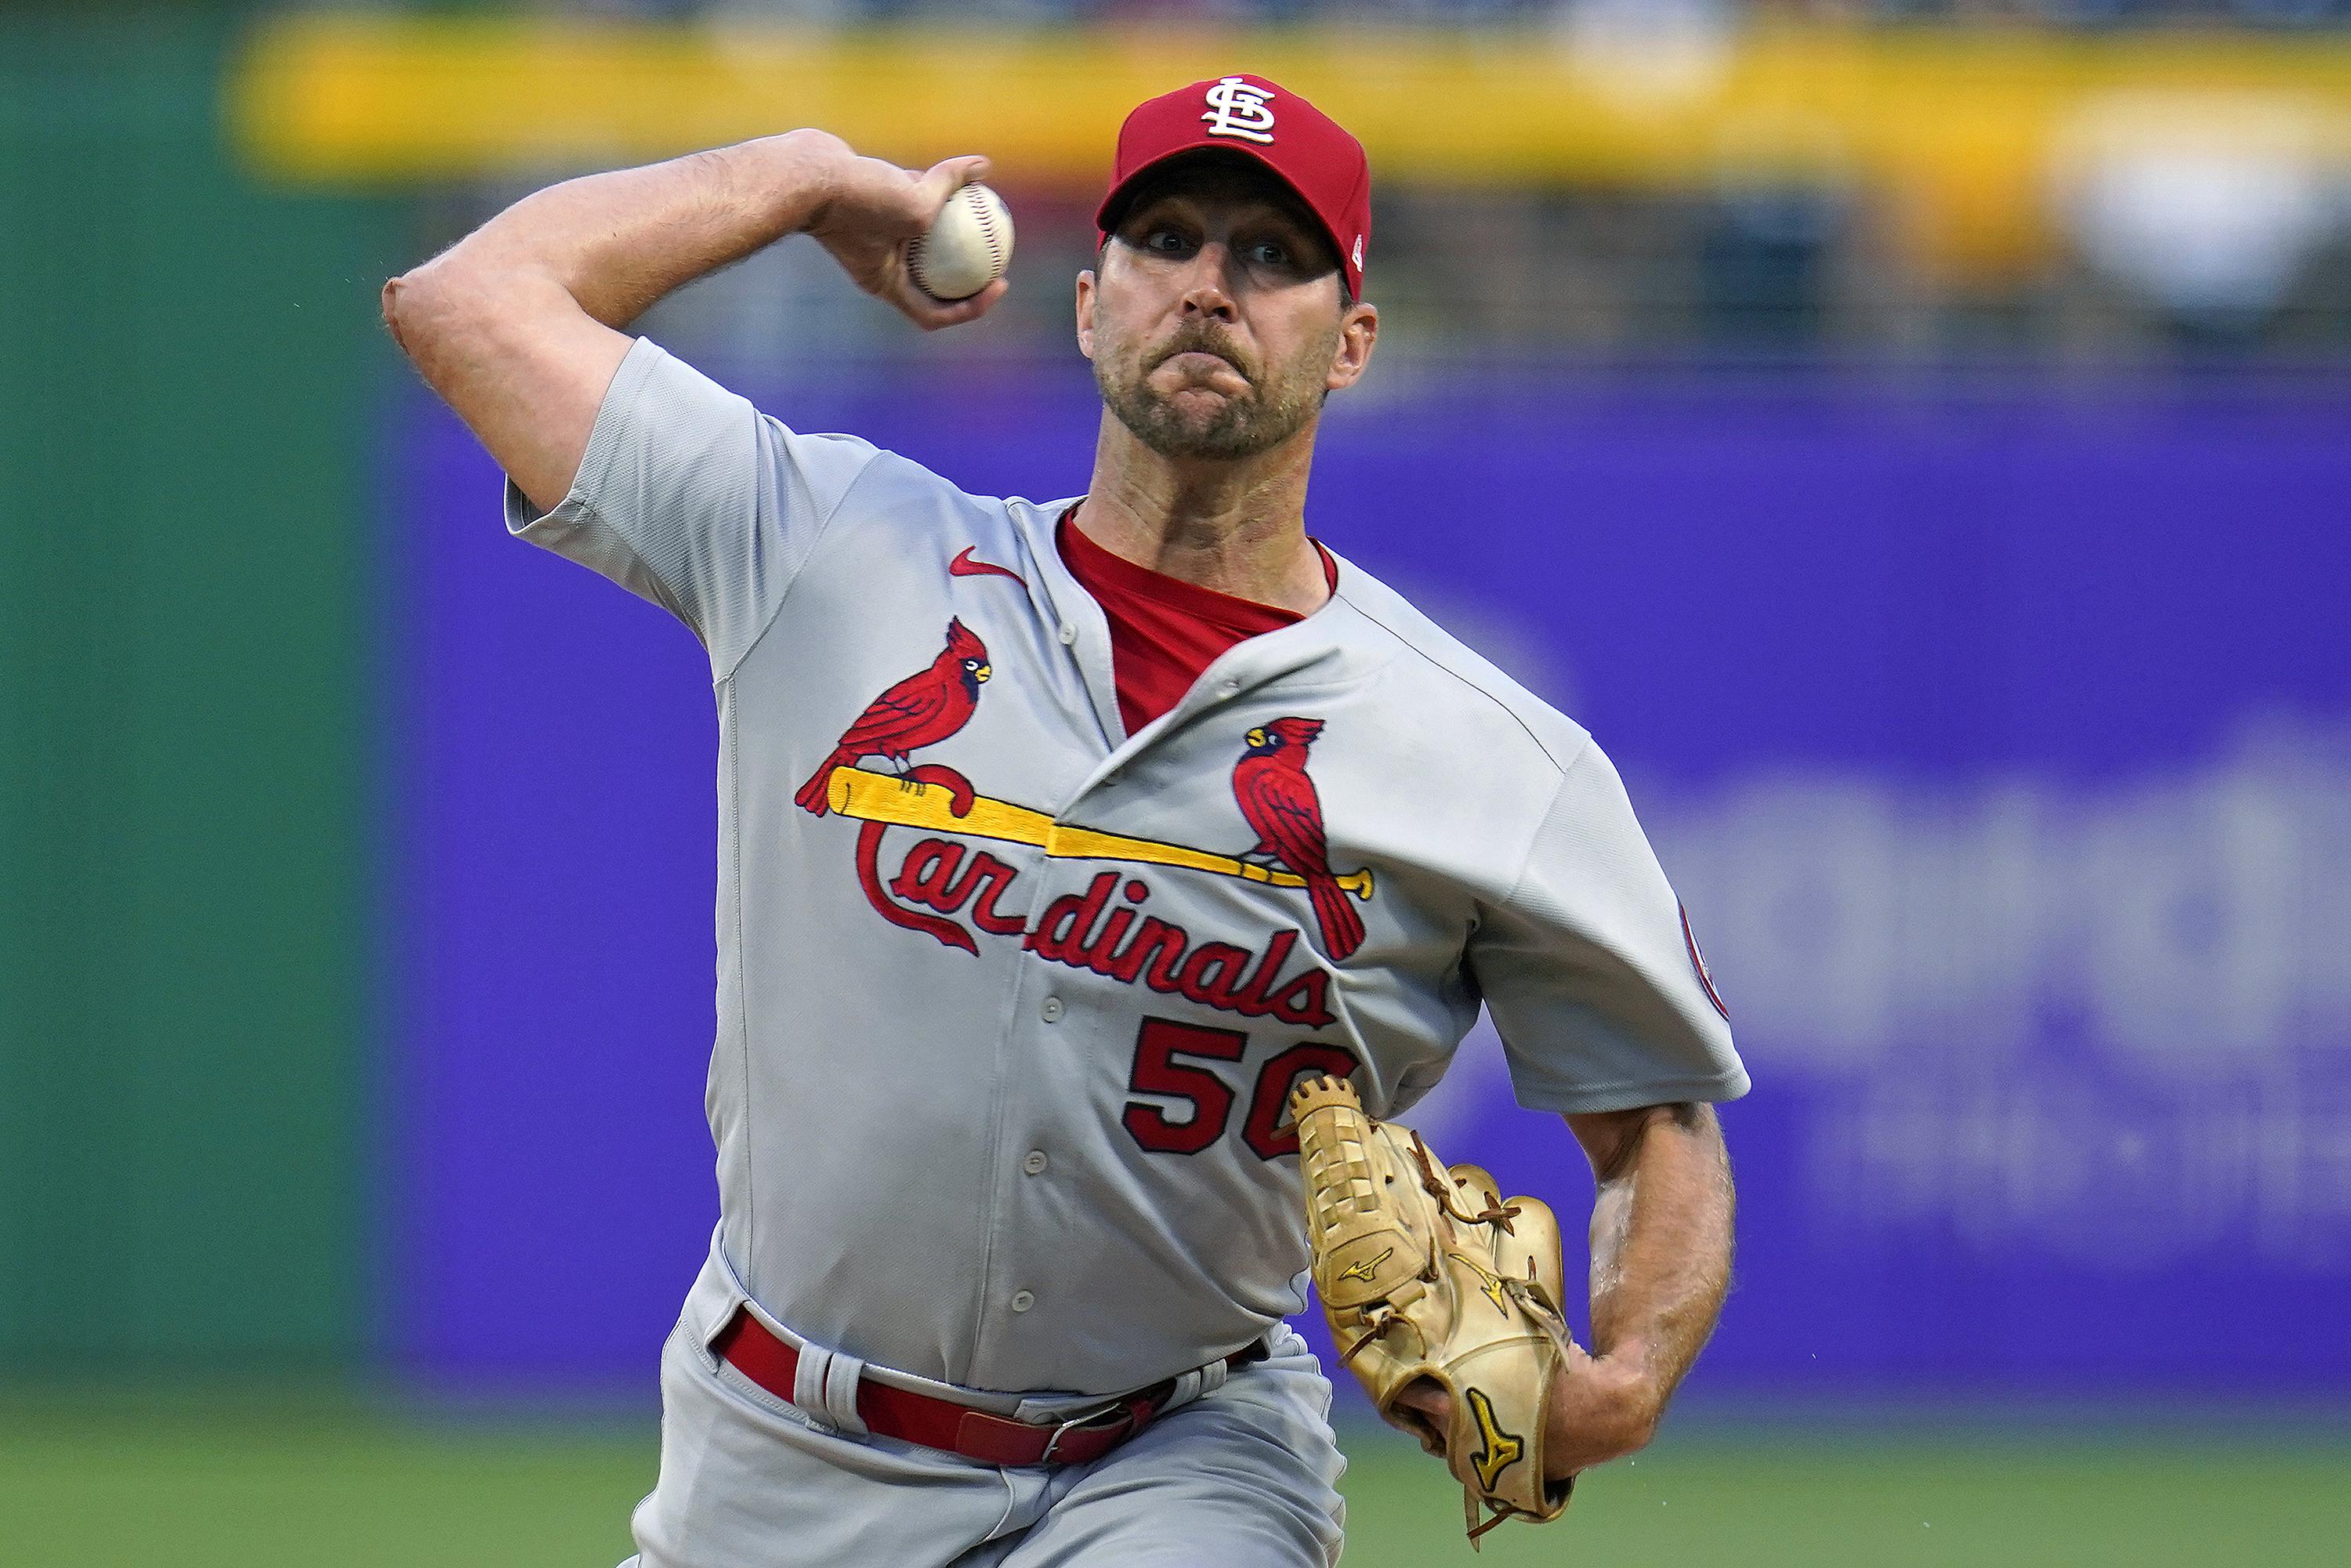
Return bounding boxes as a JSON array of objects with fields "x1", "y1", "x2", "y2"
[{"x1": 384, "y1": 73, "x2": 1748, "y2": 1566}]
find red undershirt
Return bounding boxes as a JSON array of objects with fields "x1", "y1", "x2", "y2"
[{"x1": 1056, "y1": 507, "x2": 1339, "y2": 737}]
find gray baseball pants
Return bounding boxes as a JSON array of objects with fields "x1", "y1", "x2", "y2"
[{"x1": 618, "y1": 1273, "x2": 1347, "y2": 1566}]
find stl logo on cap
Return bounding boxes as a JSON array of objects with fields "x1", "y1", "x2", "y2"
[
  {"x1": 1098, "y1": 71, "x2": 1371, "y2": 298},
  {"x1": 1201, "y1": 76, "x2": 1277, "y2": 144}
]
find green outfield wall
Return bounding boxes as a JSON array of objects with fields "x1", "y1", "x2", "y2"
[{"x1": 0, "y1": 11, "x2": 400, "y2": 1368}]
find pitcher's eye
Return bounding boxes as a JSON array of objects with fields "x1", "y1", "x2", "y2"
[
  {"x1": 1248, "y1": 241, "x2": 1292, "y2": 266},
  {"x1": 1144, "y1": 228, "x2": 1192, "y2": 255}
]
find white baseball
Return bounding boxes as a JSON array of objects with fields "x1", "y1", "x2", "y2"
[{"x1": 906, "y1": 183, "x2": 1014, "y2": 302}]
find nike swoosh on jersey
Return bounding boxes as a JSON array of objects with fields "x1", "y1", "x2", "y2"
[{"x1": 950, "y1": 546, "x2": 1026, "y2": 585}]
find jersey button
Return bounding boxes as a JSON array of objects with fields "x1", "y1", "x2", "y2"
[
  {"x1": 1219, "y1": 678, "x2": 1241, "y2": 695},
  {"x1": 1057, "y1": 622, "x2": 1078, "y2": 645},
  {"x1": 1022, "y1": 1150, "x2": 1049, "y2": 1175},
  {"x1": 1040, "y1": 995, "x2": 1064, "y2": 1023},
  {"x1": 1010, "y1": 1290, "x2": 1036, "y2": 1313}
]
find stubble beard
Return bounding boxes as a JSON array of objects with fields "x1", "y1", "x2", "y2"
[{"x1": 1096, "y1": 323, "x2": 1333, "y2": 462}]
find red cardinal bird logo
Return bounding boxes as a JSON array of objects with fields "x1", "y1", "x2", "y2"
[
  {"x1": 795, "y1": 619, "x2": 991, "y2": 815},
  {"x1": 1231, "y1": 716, "x2": 1365, "y2": 961}
]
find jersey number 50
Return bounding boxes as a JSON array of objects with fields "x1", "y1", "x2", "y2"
[{"x1": 1121, "y1": 1016, "x2": 1357, "y2": 1160}]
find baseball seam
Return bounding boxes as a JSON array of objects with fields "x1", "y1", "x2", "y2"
[{"x1": 970, "y1": 188, "x2": 1005, "y2": 272}]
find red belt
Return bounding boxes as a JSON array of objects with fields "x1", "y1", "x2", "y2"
[{"x1": 711, "y1": 1308, "x2": 1267, "y2": 1468}]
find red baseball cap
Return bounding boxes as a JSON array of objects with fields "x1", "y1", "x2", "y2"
[{"x1": 1096, "y1": 74, "x2": 1371, "y2": 299}]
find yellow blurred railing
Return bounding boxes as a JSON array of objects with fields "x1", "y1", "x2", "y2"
[{"x1": 229, "y1": 16, "x2": 2351, "y2": 279}]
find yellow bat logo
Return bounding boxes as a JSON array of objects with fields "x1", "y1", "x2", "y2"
[
  {"x1": 828, "y1": 767, "x2": 1372, "y2": 900},
  {"x1": 1465, "y1": 1387, "x2": 1524, "y2": 1491},
  {"x1": 1336, "y1": 1246, "x2": 1395, "y2": 1284}
]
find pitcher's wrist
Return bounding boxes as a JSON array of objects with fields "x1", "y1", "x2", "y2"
[
  {"x1": 734, "y1": 129, "x2": 855, "y2": 230},
  {"x1": 1541, "y1": 1353, "x2": 1663, "y2": 1481}
]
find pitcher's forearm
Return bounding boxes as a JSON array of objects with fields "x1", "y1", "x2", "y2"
[
  {"x1": 1584, "y1": 1102, "x2": 1734, "y2": 1406},
  {"x1": 1534, "y1": 1101, "x2": 1733, "y2": 1478},
  {"x1": 382, "y1": 131, "x2": 847, "y2": 509},
  {"x1": 415, "y1": 130, "x2": 850, "y2": 328},
  {"x1": 380, "y1": 130, "x2": 995, "y2": 513}
]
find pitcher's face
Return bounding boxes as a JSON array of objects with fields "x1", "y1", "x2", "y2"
[{"x1": 1081, "y1": 160, "x2": 1371, "y2": 462}]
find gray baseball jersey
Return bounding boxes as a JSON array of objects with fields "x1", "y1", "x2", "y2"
[{"x1": 506, "y1": 336, "x2": 1748, "y2": 1400}]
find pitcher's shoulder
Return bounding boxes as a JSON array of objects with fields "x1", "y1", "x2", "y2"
[
  {"x1": 784, "y1": 447, "x2": 1077, "y2": 608},
  {"x1": 1325, "y1": 557, "x2": 1591, "y2": 780}
]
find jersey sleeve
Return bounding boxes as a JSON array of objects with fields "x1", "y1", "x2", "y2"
[
  {"x1": 502, "y1": 336, "x2": 879, "y2": 678},
  {"x1": 1468, "y1": 739, "x2": 1748, "y2": 1115}
]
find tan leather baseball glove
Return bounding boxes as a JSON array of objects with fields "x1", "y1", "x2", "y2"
[{"x1": 1289, "y1": 1074, "x2": 1578, "y2": 1547}]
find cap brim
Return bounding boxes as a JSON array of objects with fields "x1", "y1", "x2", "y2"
[{"x1": 1094, "y1": 145, "x2": 1344, "y2": 277}]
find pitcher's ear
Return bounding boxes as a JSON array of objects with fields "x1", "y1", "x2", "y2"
[{"x1": 1327, "y1": 301, "x2": 1378, "y2": 392}]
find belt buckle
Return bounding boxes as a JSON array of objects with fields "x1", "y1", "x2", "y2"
[{"x1": 1038, "y1": 1400, "x2": 1135, "y2": 1465}]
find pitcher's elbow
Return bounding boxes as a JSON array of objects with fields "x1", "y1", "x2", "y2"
[
  {"x1": 380, "y1": 266, "x2": 461, "y2": 360},
  {"x1": 380, "y1": 273, "x2": 415, "y2": 355},
  {"x1": 380, "y1": 257, "x2": 484, "y2": 362}
]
